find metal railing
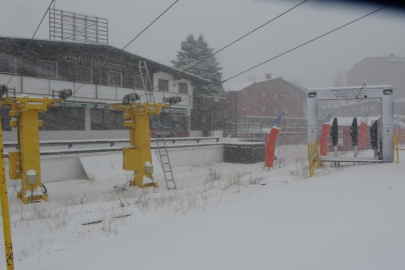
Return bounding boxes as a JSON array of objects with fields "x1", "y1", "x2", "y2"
[
  {"x1": 393, "y1": 134, "x2": 405, "y2": 164},
  {"x1": 227, "y1": 127, "x2": 308, "y2": 142},
  {"x1": 308, "y1": 138, "x2": 320, "y2": 177},
  {"x1": 3, "y1": 137, "x2": 221, "y2": 149}
]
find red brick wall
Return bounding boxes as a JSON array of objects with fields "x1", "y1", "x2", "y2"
[{"x1": 233, "y1": 78, "x2": 306, "y2": 118}]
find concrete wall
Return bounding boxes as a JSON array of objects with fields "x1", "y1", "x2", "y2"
[
  {"x1": 5, "y1": 144, "x2": 223, "y2": 186},
  {"x1": 160, "y1": 144, "x2": 223, "y2": 167}
]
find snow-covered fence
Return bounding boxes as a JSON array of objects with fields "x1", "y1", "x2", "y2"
[
  {"x1": 4, "y1": 142, "x2": 224, "y2": 186},
  {"x1": 3, "y1": 137, "x2": 220, "y2": 150}
]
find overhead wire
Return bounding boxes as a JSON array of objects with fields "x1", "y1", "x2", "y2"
[
  {"x1": 121, "y1": 0, "x2": 180, "y2": 51},
  {"x1": 175, "y1": 5, "x2": 389, "y2": 106},
  {"x1": 73, "y1": 0, "x2": 180, "y2": 95},
  {"x1": 138, "y1": 0, "x2": 308, "y2": 99},
  {"x1": 6, "y1": 0, "x2": 55, "y2": 86}
]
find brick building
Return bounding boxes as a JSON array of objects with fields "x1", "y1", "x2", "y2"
[{"x1": 226, "y1": 75, "x2": 307, "y2": 143}]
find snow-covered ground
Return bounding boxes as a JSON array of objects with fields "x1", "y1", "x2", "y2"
[{"x1": 1, "y1": 148, "x2": 405, "y2": 270}]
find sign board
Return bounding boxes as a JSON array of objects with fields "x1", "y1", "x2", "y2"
[
  {"x1": 57, "y1": 102, "x2": 109, "y2": 109},
  {"x1": 162, "y1": 108, "x2": 188, "y2": 115},
  {"x1": 330, "y1": 88, "x2": 366, "y2": 99}
]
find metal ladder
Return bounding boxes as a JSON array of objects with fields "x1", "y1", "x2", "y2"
[{"x1": 139, "y1": 60, "x2": 177, "y2": 190}]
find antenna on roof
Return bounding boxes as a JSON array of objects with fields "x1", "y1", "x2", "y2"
[{"x1": 49, "y1": 6, "x2": 109, "y2": 44}]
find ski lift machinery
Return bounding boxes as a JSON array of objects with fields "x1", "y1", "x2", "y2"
[{"x1": 307, "y1": 85, "x2": 394, "y2": 163}]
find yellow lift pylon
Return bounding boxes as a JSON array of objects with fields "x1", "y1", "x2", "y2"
[
  {"x1": 0, "y1": 115, "x2": 14, "y2": 270},
  {"x1": 0, "y1": 85, "x2": 72, "y2": 204},
  {"x1": 110, "y1": 99, "x2": 169, "y2": 188}
]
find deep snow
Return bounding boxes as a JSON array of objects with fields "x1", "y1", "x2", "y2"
[{"x1": 1, "y1": 149, "x2": 404, "y2": 270}]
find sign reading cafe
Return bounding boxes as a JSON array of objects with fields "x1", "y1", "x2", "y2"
[{"x1": 64, "y1": 55, "x2": 128, "y2": 72}]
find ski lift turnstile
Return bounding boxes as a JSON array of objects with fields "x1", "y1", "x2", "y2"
[{"x1": 307, "y1": 85, "x2": 394, "y2": 163}]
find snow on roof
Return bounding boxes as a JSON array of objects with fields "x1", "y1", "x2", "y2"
[
  {"x1": 228, "y1": 78, "x2": 283, "y2": 91},
  {"x1": 227, "y1": 81, "x2": 257, "y2": 91},
  {"x1": 326, "y1": 116, "x2": 380, "y2": 127},
  {"x1": 0, "y1": 35, "x2": 211, "y2": 84}
]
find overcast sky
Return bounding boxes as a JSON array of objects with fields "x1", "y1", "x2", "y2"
[{"x1": 1, "y1": 0, "x2": 404, "y2": 90}]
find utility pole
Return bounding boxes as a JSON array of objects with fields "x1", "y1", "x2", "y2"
[{"x1": 0, "y1": 115, "x2": 15, "y2": 270}]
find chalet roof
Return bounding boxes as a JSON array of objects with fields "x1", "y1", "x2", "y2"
[
  {"x1": 228, "y1": 77, "x2": 306, "y2": 95},
  {"x1": 0, "y1": 35, "x2": 211, "y2": 84}
]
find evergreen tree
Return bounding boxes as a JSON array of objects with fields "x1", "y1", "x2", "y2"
[{"x1": 171, "y1": 34, "x2": 224, "y2": 95}]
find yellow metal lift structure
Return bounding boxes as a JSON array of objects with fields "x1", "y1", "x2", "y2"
[
  {"x1": 393, "y1": 134, "x2": 405, "y2": 164},
  {"x1": 110, "y1": 60, "x2": 180, "y2": 190},
  {"x1": 308, "y1": 138, "x2": 320, "y2": 177},
  {"x1": 110, "y1": 101, "x2": 169, "y2": 188},
  {"x1": 0, "y1": 85, "x2": 71, "y2": 269},
  {"x1": 0, "y1": 86, "x2": 71, "y2": 204}
]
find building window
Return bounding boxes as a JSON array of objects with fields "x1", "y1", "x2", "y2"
[
  {"x1": 274, "y1": 93, "x2": 278, "y2": 100},
  {"x1": 261, "y1": 106, "x2": 267, "y2": 113},
  {"x1": 0, "y1": 55, "x2": 16, "y2": 74},
  {"x1": 158, "y1": 79, "x2": 169, "y2": 91},
  {"x1": 91, "y1": 109, "x2": 125, "y2": 130},
  {"x1": 178, "y1": 82, "x2": 188, "y2": 94},
  {"x1": 108, "y1": 71, "x2": 122, "y2": 87},
  {"x1": 75, "y1": 66, "x2": 92, "y2": 83},
  {"x1": 134, "y1": 75, "x2": 145, "y2": 89},
  {"x1": 37, "y1": 60, "x2": 57, "y2": 78},
  {"x1": 284, "y1": 94, "x2": 288, "y2": 100},
  {"x1": 273, "y1": 107, "x2": 278, "y2": 114},
  {"x1": 40, "y1": 107, "x2": 85, "y2": 130},
  {"x1": 261, "y1": 92, "x2": 266, "y2": 99}
]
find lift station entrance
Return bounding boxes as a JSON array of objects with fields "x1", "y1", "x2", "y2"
[{"x1": 307, "y1": 85, "x2": 394, "y2": 163}]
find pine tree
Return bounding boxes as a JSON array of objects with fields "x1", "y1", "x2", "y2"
[{"x1": 171, "y1": 34, "x2": 224, "y2": 95}]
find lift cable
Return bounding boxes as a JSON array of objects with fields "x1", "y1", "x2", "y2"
[
  {"x1": 121, "y1": 0, "x2": 180, "y2": 51},
  {"x1": 138, "y1": 0, "x2": 308, "y2": 100},
  {"x1": 73, "y1": 0, "x2": 180, "y2": 95},
  {"x1": 176, "y1": 5, "x2": 389, "y2": 106},
  {"x1": 6, "y1": 0, "x2": 55, "y2": 86}
]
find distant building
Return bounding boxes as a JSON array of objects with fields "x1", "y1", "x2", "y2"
[
  {"x1": 0, "y1": 36, "x2": 210, "y2": 141},
  {"x1": 225, "y1": 75, "x2": 307, "y2": 143},
  {"x1": 320, "y1": 54, "x2": 405, "y2": 120},
  {"x1": 346, "y1": 53, "x2": 405, "y2": 99}
]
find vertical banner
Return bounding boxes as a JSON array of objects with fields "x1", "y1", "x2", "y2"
[
  {"x1": 350, "y1": 118, "x2": 358, "y2": 146},
  {"x1": 265, "y1": 127, "x2": 280, "y2": 168},
  {"x1": 370, "y1": 120, "x2": 379, "y2": 153},
  {"x1": 350, "y1": 118, "x2": 358, "y2": 157},
  {"x1": 358, "y1": 122, "x2": 367, "y2": 149},
  {"x1": 330, "y1": 118, "x2": 338, "y2": 147},
  {"x1": 330, "y1": 118, "x2": 339, "y2": 157},
  {"x1": 320, "y1": 123, "x2": 331, "y2": 156}
]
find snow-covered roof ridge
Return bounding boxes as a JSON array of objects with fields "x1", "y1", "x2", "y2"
[
  {"x1": 0, "y1": 35, "x2": 211, "y2": 83},
  {"x1": 228, "y1": 77, "x2": 303, "y2": 92}
]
